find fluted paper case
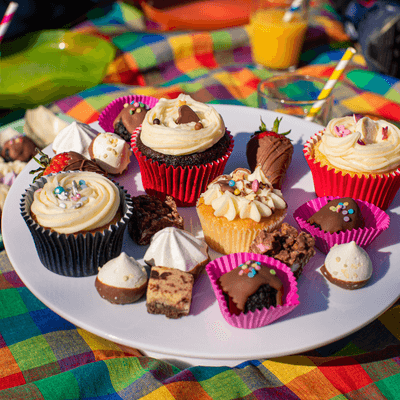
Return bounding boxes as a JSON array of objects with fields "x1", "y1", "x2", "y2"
[{"x1": 20, "y1": 173, "x2": 133, "y2": 277}]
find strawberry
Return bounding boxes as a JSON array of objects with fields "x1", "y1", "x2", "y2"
[
  {"x1": 246, "y1": 117, "x2": 293, "y2": 190},
  {"x1": 30, "y1": 150, "x2": 106, "y2": 182}
]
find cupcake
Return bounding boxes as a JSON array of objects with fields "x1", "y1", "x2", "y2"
[
  {"x1": 196, "y1": 166, "x2": 287, "y2": 255},
  {"x1": 294, "y1": 196, "x2": 390, "y2": 254},
  {"x1": 98, "y1": 95, "x2": 159, "y2": 140},
  {"x1": 206, "y1": 252, "x2": 299, "y2": 329},
  {"x1": 131, "y1": 94, "x2": 234, "y2": 207},
  {"x1": 95, "y1": 252, "x2": 148, "y2": 304},
  {"x1": 303, "y1": 115, "x2": 400, "y2": 210},
  {"x1": 320, "y1": 241, "x2": 373, "y2": 290},
  {"x1": 20, "y1": 171, "x2": 133, "y2": 277}
]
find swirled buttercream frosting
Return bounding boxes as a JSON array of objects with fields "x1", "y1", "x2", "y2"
[
  {"x1": 140, "y1": 94, "x2": 225, "y2": 155},
  {"x1": 30, "y1": 172, "x2": 120, "y2": 234},
  {"x1": 318, "y1": 116, "x2": 400, "y2": 174},
  {"x1": 200, "y1": 166, "x2": 287, "y2": 222}
]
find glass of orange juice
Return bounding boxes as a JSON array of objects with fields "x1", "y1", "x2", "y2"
[{"x1": 250, "y1": 0, "x2": 308, "y2": 70}]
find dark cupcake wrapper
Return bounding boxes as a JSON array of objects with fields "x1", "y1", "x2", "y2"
[{"x1": 20, "y1": 172, "x2": 133, "y2": 277}]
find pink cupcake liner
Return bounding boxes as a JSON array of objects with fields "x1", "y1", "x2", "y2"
[
  {"x1": 303, "y1": 132, "x2": 400, "y2": 211},
  {"x1": 206, "y1": 252, "x2": 300, "y2": 329},
  {"x1": 98, "y1": 95, "x2": 159, "y2": 133},
  {"x1": 131, "y1": 127, "x2": 234, "y2": 207},
  {"x1": 293, "y1": 196, "x2": 390, "y2": 254}
]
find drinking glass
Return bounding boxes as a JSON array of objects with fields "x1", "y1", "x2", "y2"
[
  {"x1": 250, "y1": 0, "x2": 309, "y2": 71},
  {"x1": 258, "y1": 74, "x2": 334, "y2": 126}
]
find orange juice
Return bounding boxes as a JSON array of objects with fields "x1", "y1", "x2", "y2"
[{"x1": 250, "y1": 9, "x2": 308, "y2": 70}]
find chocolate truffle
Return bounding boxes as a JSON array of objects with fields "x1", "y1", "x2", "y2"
[
  {"x1": 307, "y1": 197, "x2": 364, "y2": 233},
  {"x1": 113, "y1": 101, "x2": 149, "y2": 142},
  {"x1": 218, "y1": 260, "x2": 284, "y2": 315},
  {"x1": 1, "y1": 136, "x2": 37, "y2": 162}
]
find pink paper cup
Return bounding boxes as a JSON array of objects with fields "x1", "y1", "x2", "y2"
[
  {"x1": 131, "y1": 127, "x2": 234, "y2": 207},
  {"x1": 98, "y1": 95, "x2": 159, "y2": 133},
  {"x1": 303, "y1": 132, "x2": 400, "y2": 211},
  {"x1": 293, "y1": 196, "x2": 390, "y2": 254},
  {"x1": 206, "y1": 252, "x2": 300, "y2": 329}
]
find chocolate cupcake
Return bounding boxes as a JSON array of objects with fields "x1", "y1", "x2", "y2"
[{"x1": 131, "y1": 94, "x2": 234, "y2": 207}]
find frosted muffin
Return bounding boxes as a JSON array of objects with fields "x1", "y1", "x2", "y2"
[
  {"x1": 304, "y1": 115, "x2": 400, "y2": 210},
  {"x1": 21, "y1": 171, "x2": 133, "y2": 276},
  {"x1": 196, "y1": 166, "x2": 287, "y2": 255},
  {"x1": 131, "y1": 94, "x2": 234, "y2": 207}
]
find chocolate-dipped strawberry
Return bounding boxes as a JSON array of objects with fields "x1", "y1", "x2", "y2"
[
  {"x1": 30, "y1": 150, "x2": 107, "y2": 182},
  {"x1": 246, "y1": 117, "x2": 293, "y2": 190}
]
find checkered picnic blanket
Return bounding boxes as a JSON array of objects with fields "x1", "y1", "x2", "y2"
[{"x1": 1, "y1": 1, "x2": 400, "y2": 399}]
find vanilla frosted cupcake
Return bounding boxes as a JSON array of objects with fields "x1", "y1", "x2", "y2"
[
  {"x1": 196, "y1": 166, "x2": 287, "y2": 254},
  {"x1": 21, "y1": 171, "x2": 132, "y2": 276},
  {"x1": 304, "y1": 115, "x2": 400, "y2": 210},
  {"x1": 131, "y1": 94, "x2": 234, "y2": 207}
]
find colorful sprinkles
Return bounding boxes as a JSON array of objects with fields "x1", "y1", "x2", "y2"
[
  {"x1": 53, "y1": 180, "x2": 88, "y2": 209},
  {"x1": 238, "y1": 260, "x2": 261, "y2": 278},
  {"x1": 329, "y1": 201, "x2": 354, "y2": 223}
]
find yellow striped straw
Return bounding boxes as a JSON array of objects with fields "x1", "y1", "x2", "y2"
[{"x1": 305, "y1": 47, "x2": 356, "y2": 122}]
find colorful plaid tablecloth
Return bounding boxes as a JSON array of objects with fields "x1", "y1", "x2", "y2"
[{"x1": 1, "y1": 1, "x2": 400, "y2": 398}]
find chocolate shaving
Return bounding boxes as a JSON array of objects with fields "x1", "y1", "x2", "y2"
[{"x1": 176, "y1": 105, "x2": 200, "y2": 124}]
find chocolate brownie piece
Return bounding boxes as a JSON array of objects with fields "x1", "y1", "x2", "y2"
[
  {"x1": 135, "y1": 130, "x2": 232, "y2": 167},
  {"x1": 249, "y1": 223, "x2": 315, "y2": 279},
  {"x1": 146, "y1": 266, "x2": 194, "y2": 318},
  {"x1": 127, "y1": 194, "x2": 184, "y2": 245},
  {"x1": 307, "y1": 197, "x2": 364, "y2": 233}
]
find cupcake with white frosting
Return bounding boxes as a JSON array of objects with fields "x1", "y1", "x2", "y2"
[
  {"x1": 20, "y1": 171, "x2": 133, "y2": 276},
  {"x1": 95, "y1": 253, "x2": 148, "y2": 304},
  {"x1": 131, "y1": 94, "x2": 234, "y2": 207},
  {"x1": 304, "y1": 115, "x2": 400, "y2": 210},
  {"x1": 196, "y1": 166, "x2": 287, "y2": 255}
]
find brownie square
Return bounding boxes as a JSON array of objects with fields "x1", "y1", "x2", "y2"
[
  {"x1": 127, "y1": 194, "x2": 184, "y2": 245},
  {"x1": 146, "y1": 266, "x2": 194, "y2": 319}
]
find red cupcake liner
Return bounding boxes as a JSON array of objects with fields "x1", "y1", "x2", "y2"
[
  {"x1": 303, "y1": 132, "x2": 400, "y2": 210},
  {"x1": 293, "y1": 196, "x2": 390, "y2": 254},
  {"x1": 98, "y1": 95, "x2": 159, "y2": 133},
  {"x1": 206, "y1": 252, "x2": 299, "y2": 329},
  {"x1": 131, "y1": 127, "x2": 234, "y2": 207}
]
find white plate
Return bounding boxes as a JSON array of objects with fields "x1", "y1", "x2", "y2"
[{"x1": 3, "y1": 105, "x2": 400, "y2": 368}]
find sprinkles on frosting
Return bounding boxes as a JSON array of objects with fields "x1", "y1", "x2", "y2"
[
  {"x1": 237, "y1": 260, "x2": 277, "y2": 279},
  {"x1": 334, "y1": 125, "x2": 351, "y2": 137},
  {"x1": 329, "y1": 201, "x2": 354, "y2": 223},
  {"x1": 52, "y1": 180, "x2": 88, "y2": 209},
  {"x1": 123, "y1": 101, "x2": 148, "y2": 116}
]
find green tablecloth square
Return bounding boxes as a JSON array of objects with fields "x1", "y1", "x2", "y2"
[
  {"x1": 9, "y1": 335, "x2": 57, "y2": 371},
  {"x1": 0, "y1": 289, "x2": 29, "y2": 319}
]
